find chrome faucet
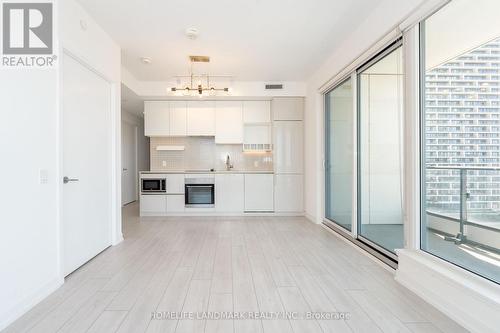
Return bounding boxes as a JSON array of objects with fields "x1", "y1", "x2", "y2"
[{"x1": 225, "y1": 154, "x2": 233, "y2": 171}]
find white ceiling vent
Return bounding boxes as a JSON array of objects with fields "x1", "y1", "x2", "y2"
[{"x1": 265, "y1": 84, "x2": 283, "y2": 90}]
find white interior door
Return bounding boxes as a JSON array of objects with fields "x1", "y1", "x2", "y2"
[
  {"x1": 62, "y1": 53, "x2": 112, "y2": 276},
  {"x1": 121, "y1": 121, "x2": 137, "y2": 205}
]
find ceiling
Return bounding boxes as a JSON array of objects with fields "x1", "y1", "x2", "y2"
[{"x1": 77, "y1": 0, "x2": 382, "y2": 82}]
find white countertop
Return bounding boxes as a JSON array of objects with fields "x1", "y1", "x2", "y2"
[{"x1": 140, "y1": 170, "x2": 273, "y2": 175}]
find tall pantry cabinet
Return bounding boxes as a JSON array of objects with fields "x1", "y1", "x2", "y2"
[{"x1": 272, "y1": 98, "x2": 304, "y2": 213}]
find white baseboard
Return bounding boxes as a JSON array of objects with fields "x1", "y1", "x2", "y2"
[
  {"x1": 112, "y1": 234, "x2": 124, "y2": 246},
  {"x1": 304, "y1": 212, "x2": 318, "y2": 224},
  {"x1": 395, "y1": 249, "x2": 500, "y2": 333},
  {"x1": 0, "y1": 277, "x2": 64, "y2": 331}
]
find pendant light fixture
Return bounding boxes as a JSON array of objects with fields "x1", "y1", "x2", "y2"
[{"x1": 170, "y1": 56, "x2": 231, "y2": 97}]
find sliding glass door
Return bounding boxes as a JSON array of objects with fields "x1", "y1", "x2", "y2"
[
  {"x1": 325, "y1": 78, "x2": 354, "y2": 231},
  {"x1": 357, "y1": 42, "x2": 404, "y2": 256},
  {"x1": 323, "y1": 39, "x2": 405, "y2": 261}
]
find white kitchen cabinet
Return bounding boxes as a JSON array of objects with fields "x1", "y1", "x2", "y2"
[
  {"x1": 166, "y1": 195, "x2": 185, "y2": 213},
  {"x1": 273, "y1": 121, "x2": 303, "y2": 174},
  {"x1": 166, "y1": 174, "x2": 184, "y2": 194},
  {"x1": 244, "y1": 174, "x2": 274, "y2": 212},
  {"x1": 215, "y1": 174, "x2": 244, "y2": 212},
  {"x1": 187, "y1": 101, "x2": 215, "y2": 136},
  {"x1": 144, "y1": 101, "x2": 170, "y2": 136},
  {"x1": 272, "y1": 98, "x2": 303, "y2": 121},
  {"x1": 140, "y1": 195, "x2": 167, "y2": 215},
  {"x1": 243, "y1": 101, "x2": 271, "y2": 123},
  {"x1": 169, "y1": 101, "x2": 187, "y2": 136},
  {"x1": 215, "y1": 101, "x2": 243, "y2": 144},
  {"x1": 274, "y1": 174, "x2": 303, "y2": 213}
]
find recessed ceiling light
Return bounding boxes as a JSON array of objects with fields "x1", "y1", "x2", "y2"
[
  {"x1": 185, "y1": 28, "x2": 199, "y2": 40},
  {"x1": 140, "y1": 57, "x2": 152, "y2": 65}
]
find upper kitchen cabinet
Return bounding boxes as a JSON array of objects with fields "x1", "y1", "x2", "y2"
[
  {"x1": 243, "y1": 101, "x2": 271, "y2": 123},
  {"x1": 273, "y1": 121, "x2": 303, "y2": 174},
  {"x1": 272, "y1": 97, "x2": 304, "y2": 121},
  {"x1": 144, "y1": 101, "x2": 170, "y2": 136},
  {"x1": 187, "y1": 100, "x2": 216, "y2": 136},
  {"x1": 169, "y1": 101, "x2": 187, "y2": 136},
  {"x1": 215, "y1": 101, "x2": 243, "y2": 144}
]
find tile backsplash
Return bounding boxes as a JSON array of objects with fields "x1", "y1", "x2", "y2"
[{"x1": 150, "y1": 137, "x2": 273, "y2": 171}]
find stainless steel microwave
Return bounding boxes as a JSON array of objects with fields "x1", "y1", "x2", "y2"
[{"x1": 141, "y1": 178, "x2": 166, "y2": 194}]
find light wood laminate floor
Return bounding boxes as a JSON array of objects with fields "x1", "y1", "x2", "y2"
[{"x1": 3, "y1": 203, "x2": 467, "y2": 333}]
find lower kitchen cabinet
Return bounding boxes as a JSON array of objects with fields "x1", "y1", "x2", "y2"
[
  {"x1": 244, "y1": 174, "x2": 274, "y2": 212},
  {"x1": 140, "y1": 195, "x2": 167, "y2": 215},
  {"x1": 274, "y1": 174, "x2": 303, "y2": 213},
  {"x1": 166, "y1": 194, "x2": 185, "y2": 213},
  {"x1": 215, "y1": 174, "x2": 244, "y2": 212},
  {"x1": 166, "y1": 174, "x2": 184, "y2": 194}
]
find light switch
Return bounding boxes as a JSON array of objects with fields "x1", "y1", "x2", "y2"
[
  {"x1": 39, "y1": 169, "x2": 49, "y2": 184},
  {"x1": 162, "y1": 161, "x2": 167, "y2": 167}
]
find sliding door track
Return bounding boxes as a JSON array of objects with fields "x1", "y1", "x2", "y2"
[{"x1": 322, "y1": 220, "x2": 398, "y2": 269}]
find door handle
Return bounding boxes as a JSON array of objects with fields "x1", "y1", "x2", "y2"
[
  {"x1": 63, "y1": 176, "x2": 79, "y2": 184},
  {"x1": 123, "y1": 168, "x2": 128, "y2": 171}
]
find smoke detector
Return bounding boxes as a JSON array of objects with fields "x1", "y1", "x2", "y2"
[
  {"x1": 140, "y1": 57, "x2": 152, "y2": 65},
  {"x1": 185, "y1": 28, "x2": 199, "y2": 40}
]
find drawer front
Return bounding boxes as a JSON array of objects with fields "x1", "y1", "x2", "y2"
[{"x1": 140, "y1": 195, "x2": 167, "y2": 214}]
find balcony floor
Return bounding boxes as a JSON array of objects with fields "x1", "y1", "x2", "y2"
[{"x1": 424, "y1": 229, "x2": 500, "y2": 284}]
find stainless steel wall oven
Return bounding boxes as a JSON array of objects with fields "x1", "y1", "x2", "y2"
[{"x1": 184, "y1": 177, "x2": 215, "y2": 208}]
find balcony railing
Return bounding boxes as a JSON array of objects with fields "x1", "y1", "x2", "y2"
[{"x1": 425, "y1": 166, "x2": 500, "y2": 247}]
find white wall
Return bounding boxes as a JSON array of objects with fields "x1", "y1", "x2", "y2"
[
  {"x1": 122, "y1": 110, "x2": 150, "y2": 173},
  {"x1": 0, "y1": 70, "x2": 60, "y2": 330},
  {"x1": 304, "y1": 0, "x2": 425, "y2": 223},
  {"x1": 0, "y1": 0, "x2": 121, "y2": 329}
]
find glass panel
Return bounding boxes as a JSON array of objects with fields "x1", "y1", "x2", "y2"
[
  {"x1": 142, "y1": 180, "x2": 160, "y2": 191},
  {"x1": 421, "y1": 0, "x2": 500, "y2": 284},
  {"x1": 325, "y1": 78, "x2": 354, "y2": 231},
  {"x1": 187, "y1": 186, "x2": 214, "y2": 204},
  {"x1": 358, "y1": 45, "x2": 404, "y2": 254}
]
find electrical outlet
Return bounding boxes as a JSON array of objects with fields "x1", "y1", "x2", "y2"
[
  {"x1": 162, "y1": 160, "x2": 167, "y2": 167},
  {"x1": 254, "y1": 161, "x2": 259, "y2": 167}
]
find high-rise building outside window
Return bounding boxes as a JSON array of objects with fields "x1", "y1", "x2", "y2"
[{"x1": 421, "y1": 0, "x2": 500, "y2": 284}]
